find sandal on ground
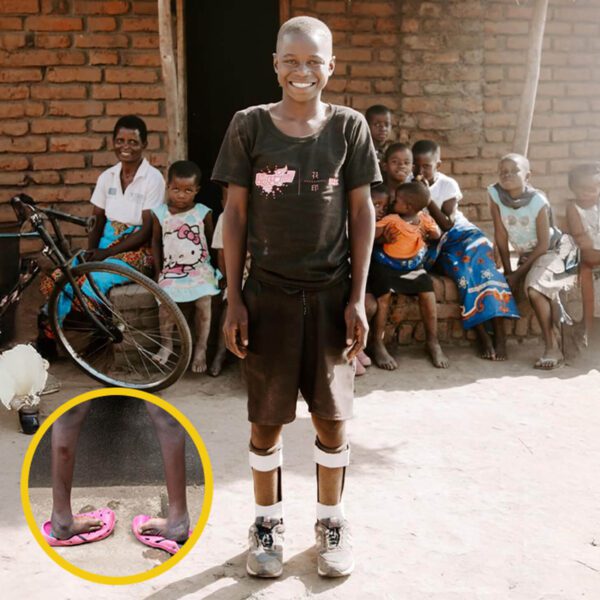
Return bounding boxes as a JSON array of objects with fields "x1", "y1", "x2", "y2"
[
  {"x1": 533, "y1": 356, "x2": 564, "y2": 370},
  {"x1": 131, "y1": 514, "x2": 191, "y2": 555},
  {"x1": 41, "y1": 508, "x2": 115, "y2": 547}
]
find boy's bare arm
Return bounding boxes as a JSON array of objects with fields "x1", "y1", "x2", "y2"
[
  {"x1": 427, "y1": 197, "x2": 457, "y2": 232},
  {"x1": 223, "y1": 183, "x2": 249, "y2": 358},
  {"x1": 566, "y1": 202, "x2": 593, "y2": 250},
  {"x1": 346, "y1": 184, "x2": 375, "y2": 358},
  {"x1": 151, "y1": 213, "x2": 162, "y2": 281},
  {"x1": 490, "y1": 199, "x2": 512, "y2": 274}
]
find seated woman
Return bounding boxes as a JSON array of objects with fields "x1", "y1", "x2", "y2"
[{"x1": 38, "y1": 115, "x2": 165, "y2": 354}]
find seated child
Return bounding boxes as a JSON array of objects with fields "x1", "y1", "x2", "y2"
[
  {"x1": 152, "y1": 160, "x2": 221, "y2": 373},
  {"x1": 365, "y1": 104, "x2": 393, "y2": 166},
  {"x1": 565, "y1": 162, "x2": 600, "y2": 345},
  {"x1": 368, "y1": 182, "x2": 449, "y2": 370},
  {"x1": 489, "y1": 153, "x2": 577, "y2": 369},
  {"x1": 414, "y1": 139, "x2": 519, "y2": 360},
  {"x1": 382, "y1": 142, "x2": 414, "y2": 198}
]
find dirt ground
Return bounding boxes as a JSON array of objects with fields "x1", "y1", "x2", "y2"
[{"x1": 2, "y1": 311, "x2": 600, "y2": 598}]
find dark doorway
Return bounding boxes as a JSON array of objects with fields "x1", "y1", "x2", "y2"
[{"x1": 186, "y1": 0, "x2": 281, "y2": 212}]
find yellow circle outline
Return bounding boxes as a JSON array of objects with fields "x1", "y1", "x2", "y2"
[{"x1": 20, "y1": 387, "x2": 214, "y2": 586}]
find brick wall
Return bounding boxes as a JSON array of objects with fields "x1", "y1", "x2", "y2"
[
  {"x1": 291, "y1": 0, "x2": 600, "y2": 236},
  {"x1": 0, "y1": 0, "x2": 166, "y2": 231}
]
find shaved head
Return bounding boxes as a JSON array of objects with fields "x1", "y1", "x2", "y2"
[
  {"x1": 500, "y1": 153, "x2": 530, "y2": 172},
  {"x1": 276, "y1": 16, "x2": 333, "y2": 55}
]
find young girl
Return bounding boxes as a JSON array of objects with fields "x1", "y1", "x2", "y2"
[
  {"x1": 489, "y1": 153, "x2": 577, "y2": 369},
  {"x1": 566, "y1": 163, "x2": 600, "y2": 345},
  {"x1": 152, "y1": 160, "x2": 220, "y2": 373}
]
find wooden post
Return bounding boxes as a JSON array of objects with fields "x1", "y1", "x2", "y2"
[
  {"x1": 279, "y1": 0, "x2": 290, "y2": 24},
  {"x1": 158, "y1": 0, "x2": 184, "y2": 162},
  {"x1": 176, "y1": 0, "x2": 188, "y2": 157},
  {"x1": 512, "y1": 0, "x2": 550, "y2": 156}
]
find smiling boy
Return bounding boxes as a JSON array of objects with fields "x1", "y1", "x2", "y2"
[{"x1": 212, "y1": 16, "x2": 380, "y2": 578}]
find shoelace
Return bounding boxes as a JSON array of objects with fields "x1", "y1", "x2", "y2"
[
  {"x1": 325, "y1": 525, "x2": 341, "y2": 549},
  {"x1": 256, "y1": 526, "x2": 274, "y2": 550}
]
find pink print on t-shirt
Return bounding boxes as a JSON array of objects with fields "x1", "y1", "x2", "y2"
[{"x1": 255, "y1": 166, "x2": 296, "y2": 194}]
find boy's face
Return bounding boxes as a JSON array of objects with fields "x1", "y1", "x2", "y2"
[
  {"x1": 498, "y1": 159, "x2": 529, "y2": 194},
  {"x1": 167, "y1": 175, "x2": 199, "y2": 209},
  {"x1": 368, "y1": 113, "x2": 392, "y2": 146},
  {"x1": 413, "y1": 152, "x2": 439, "y2": 185},
  {"x1": 384, "y1": 149, "x2": 413, "y2": 184},
  {"x1": 372, "y1": 192, "x2": 389, "y2": 220},
  {"x1": 393, "y1": 192, "x2": 412, "y2": 217},
  {"x1": 113, "y1": 127, "x2": 146, "y2": 165},
  {"x1": 273, "y1": 31, "x2": 335, "y2": 103},
  {"x1": 571, "y1": 174, "x2": 600, "y2": 208}
]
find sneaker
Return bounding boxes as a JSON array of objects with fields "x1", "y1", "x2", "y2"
[
  {"x1": 246, "y1": 517, "x2": 284, "y2": 578},
  {"x1": 315, "y1": 518, "x2": 354, "y2": 577}
]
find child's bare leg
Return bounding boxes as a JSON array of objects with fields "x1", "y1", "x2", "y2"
[
  {"x1": 370, "y1": 292, "x2": 397, "y2": 370},
  {"x1": 418, "y1": 291, "x2": 449, "y2": 368},
  {"x1": 153, "y1": 303, "x2": 175, "y2": 365},
  {"x1": 312, "y1": 416, "x2": 347, "y2": 508},
  {"x1": 492, "y1": 317, "x2": 507, "y2": 360},
  {"x1": 51, "y1": 402, "x2": 99, "y2": 539},
  {"x1": 139, "y1": 403, "x2": 189, "y2": 542},
  {"x1": 528, "y1": 288, "x2": 562, "y2": 368},
  {"x1": 191, "y1": 296, "x2": 211, "y2": 373},
  {"x1": 251, "y1": 424, "x2": 284, "y2": 509},
  {"x1": 475, "y1": 323, "x2": 496, "y2": 360},
  {"x1": 357, "y1": 293, "x2": 377, "y2": 368},
  {"x1": 209, "y1": 301, "x2": 228, "y2": 377}
]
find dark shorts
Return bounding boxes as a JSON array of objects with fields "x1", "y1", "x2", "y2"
[
  {"x1": 368, "y1": 260, "x2": 434, "y2": 297},
  {"x1": 242, "y1": 277, "x2": 354, "y2": 426}
]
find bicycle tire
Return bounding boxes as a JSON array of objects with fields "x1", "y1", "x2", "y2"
[{"x1": 48, "y1": 261, "x2": 192, "y2": 391}]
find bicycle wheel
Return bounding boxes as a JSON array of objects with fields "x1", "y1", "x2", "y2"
[{"x1": 48, "y1": 261, "x2": 192, "y2": 391}]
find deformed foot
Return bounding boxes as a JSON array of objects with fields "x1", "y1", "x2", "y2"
[
  {"x1": 370, "y1": 339, "x2": 398, "y2": 370},
  {"x1": 533, "y1": 348, "x2": 564, "y2": 370},
  {"x1": 426, "y1": 340, "x2": 449, "y2": 369},
  {"x1": 191, "y1": 348, "x2": 207, "y2": 374},
  {"x1": 51, "y1": 513, "x2": 103, "y2": 540},
  {"x1": 354, "y1": 358, "x2": 366, "y2": 376},
  {"x1": 138, "y1": 515, "x2": 190, "y2": 543},
  {"x1": 152, "y1": 347, "x2": 172, "y2": 366},
  {"x1": 208, "y1": 348, "x2": 227, "y2": 377},
  {"x1": 356, "y1": 349, "x2": 371, "y2": 367}
]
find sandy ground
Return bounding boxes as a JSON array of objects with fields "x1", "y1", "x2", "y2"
[{"x1": 2, "y1": 306, "x2": 600, "y2": 597}]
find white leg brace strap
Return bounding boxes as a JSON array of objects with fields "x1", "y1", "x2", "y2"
[
  {"x1": 316, "y1": 502, "x2": 345, "y2": 521},
  {"x1": 249, "y1": 443, "x2": 283, "y2": 471},
  {"x1": 255, "y1": 501, "x2": 284, "y2": 520},
  {"x1": 314, "y1": 443, "x2": 350, "y2": 468}
]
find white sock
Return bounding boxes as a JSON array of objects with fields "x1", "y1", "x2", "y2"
[
  {"x1": 255, "y1": 501, "x2": 283, "y2": 521},
  {"x1": 316, "y1": 502, "x2": 345, "y2": 521}
]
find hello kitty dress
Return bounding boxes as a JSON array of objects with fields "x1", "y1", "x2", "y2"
[{"x1": 153, "y1": 203, "x2": 221, "y2": 303}]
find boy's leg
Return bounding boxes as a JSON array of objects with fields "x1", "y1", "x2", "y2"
[
  {"x1": 140, "y1": 403, "x2": 189, "y2": 542},
  {"x1": 528, "y1": 287, "x2": 563, "y2": 368},
  {"x1": 492, "y1": 317, "x2": 508, "y2": 360},
  {"x1": 209, "y1": 300, "x2": 228, "y2": 376},
  {"x1": 475, "y1": 323, "x2": 496, "y2": 360},
  {"x1": 153, "y1": 303, "x2": 175, "y2": 365},
  {"x1": 418, "y1": 291, "x2": 449, "y2": 368},
  {"x1": 191, "y1": 296, "x2": 211, "y2": 373},
  {"x1": 356, "y1": 293, "x2": 377, "y2": 370},
  {"x1": 51, "y1": 403, "x2": 98, "y2": 539},
  {"x1": 370, "y1": 292, "x2": 397, "y2": 370}
]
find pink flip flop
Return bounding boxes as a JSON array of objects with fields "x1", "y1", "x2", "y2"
[
  {"x1": 41, "y1": 508, "x2": 116, "y2": 547},
  {"x1": 132, "y1": 514, "x2": 191, "y2": 555}
]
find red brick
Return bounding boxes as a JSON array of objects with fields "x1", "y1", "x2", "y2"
[
  {"x1": 88, "y1": 50, "x2": 119, "y2": 64},
  {"x1": 105, "y1": 67, "x2": 157, "y2": 83},
  {"x1": 31, "y1": 118, "x2": 88, "y2": 134},
  {"x1": 30, "y1": 171, "x2": 61, "y2": 185},
  {"x1": 75, "y1": 33, "x2": 128, "y2": 48},
  {"x1": 0, "y1": 156, "x2": 29, "y2": 171},
  {"x1": 131, "y1": 1, "x2": 156, "y2": 15},
  {"x1": 90, "y1": 117, "x2": 117, "y2": 132},
  {"x1": 325, "y1": 16, "x2": 374, "y2": 32},
  {"x1": 121, "y1": 17, "x2": 158, "y2": 32},
  {"x1": 73, "y1": 1, "x2": 129, "y2": 15},
  {"x1": 484, "y1": 21, "x2": 529, "y2": 35},
  {"x1": 106, "y1": 100, "x2": 159, "y2": 116},
  {"x1": 335, "y1": 48, "x2": 372, "y2": 62},
  {"x1": 0, "y1": 49, "x2": 86, "y2": 66},
  {"x1": 351, "y1": 33, "x2": 396, "y2": 47},
  {"x1": 375, "y1": 18, "x2": 395, "y2": 33},
  {"x1": 49, "y1": 136, "x2": 104, "y2": 152},
  {"x1": 346, "y1": 79, "x2": 371, "y2": 94},
  {"x1": 25, "y1": 185, "x2": 92, "y2": 202},
  {"x1": 143, "y1": 117, "x2": 167, "y2": 132},
  {"x1": 0, "y1": 104, "x2": 26, "y2": 118},
  {"x1": 553, "y1": 98, "x2": 588, "y2": 112},
  {"x1": 47, "y1": 66, "x2": 101, "y2": 82},
  {"x1": 39, "y1": 0, "x2": 70, "y2": 14},
  {"x1": 31, "y1": 84, "x2": 87, "y2": 99},
  {"x1": 0, "y1": 17, "x2": 22, "y2": 29},
  {"x1": 48, "y1": 100, "x2": 103, "y2": 117},
  {"x1": 351, "y1": 2, "x2": 394, "y2": 17},
  {"x1": 0, "y1": 0, "x2": 38, "y2": 13},
  {"x1": 131, "y1": 34, "x2": 158, "y2": 49},
  {"x1": 400, "y1": 17, "x2": 419, "y2": 33},
  {"x1": 0, "y1": 121, "x2": 28, "y2": 136},
  {"x1": 378, "y1": 49, "x2": 396, "y2": 62},
  {"x1": 552, "y1": 128, "x2": 588, "y2": 143},
  {"x1": 0, "y1": 172, "x2": 27, "y2": 186},
  {"x1": 453, "y1": 159, "x2": 499, "y2": 175},
  {"x1": 63, "y1": 169, "x2": 103, "y2": 184},
  {"x1": 88, "y1": 16, "x2": 116, "y2": 31},
  {"x1": 92, "y1": 151, "x2": 117, "y2": 166},
  {"x1": 350, "y1": 64, "x2": 396, "y2": 78},
  {"x1": 0, "y1": 33, "x2": 28, "y2": 50},
  {"x1": 120, "y1": 84, "x2": 164, "y2": 99},
  {"x1": 35, "y1": 34, "x2": 71, "y2": 48},
  {"x1": 91, "y1": 83, "x2": 120, "y2": 99},
  {"x1": 374, "y1": 80, "x2": 395, "y2": 94},
  {"x1": 0, "y1": 84, "x2": 29, "y2": 99},
  {"x1": 0, "y1": 137, "x2": 46, "y2": 153},
  {"x1": 32, "y1": 154, "x2": 86, "y2": 170},
  {"x1": 25, "y1": 16, "x2": 82, "y2": 30},
  {"x1": 121, "y1": 52, "x2": 161, "y2": 67}
]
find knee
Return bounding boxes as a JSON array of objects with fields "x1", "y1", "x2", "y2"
[
  {"x1": 314, "y1": 418, "x2": 346, "y2": 448},
  {"x1": 146, "y1": 403, "x2": 182, "y2": 433},
  {"x1": 251, "y1": 424, "x2": 282, "y2": 450}
]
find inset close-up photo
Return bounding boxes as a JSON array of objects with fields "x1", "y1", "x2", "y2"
[{"x1": 23, "y1": 391, "x2": 211, "y2": 581}]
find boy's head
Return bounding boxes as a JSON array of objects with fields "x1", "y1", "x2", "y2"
[
  {"x1": 568, "y1": 163, "x2": 600, "y2": 207},
  {"x1": 383, "y1": 143, "x2": 413, "y2": 185},
  {"x1": 366, "y1": 105, "x2": 392, "y2": 148},
  {"x1": 497, "y1": 153, "x2": 530, "y2": 196},
  {"x1": 274, "y1": 17, "x2": 335, "y2": 102},
  {"x1": 371, "y1": 183, "x2": 390, "y2": 220},
  {"x1": 393, "y1": 182, "x2": 431, "y2": 217},
  {"x1": 167, "y1": 160, "x2": 202, "y2": 208},
  {"x1": 411, "y1": 139, "x2": 441, "y2": 185},
  {"x1": 112, "y1": 115, "x2": 147, "y2": 164}
]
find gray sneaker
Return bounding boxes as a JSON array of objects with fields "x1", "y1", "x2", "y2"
[
  {"x1": 315, "y1": 518, "x2": 354, "y2": 577},
  {"x1": 246, "y1": 517, "x2": 284, "y2": 578}
]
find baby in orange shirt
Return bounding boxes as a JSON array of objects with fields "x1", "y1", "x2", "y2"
[{"x1": 373, "y1": 181, "x2": 441, "y2": 271}]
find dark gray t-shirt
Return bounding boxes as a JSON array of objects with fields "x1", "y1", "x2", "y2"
[{"x1": 212, "y1": 104, "x2": 381, "y2": 289}]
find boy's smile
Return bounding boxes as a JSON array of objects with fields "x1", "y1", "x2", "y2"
[
  {"x1": 385, "y1": 150, "x2": 413, "y2": 184},
  {"x1": 498, "y1": 159, "x2": 530, "y2": 196},
  {"x1": 572, "y1": 175, "x2": 600, "y2": 208}
]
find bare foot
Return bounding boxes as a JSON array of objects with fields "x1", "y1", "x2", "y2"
[
  {"x1": 426, "y1": 340, "x2": 449, "y2": 368},
  {"x1": 534, "y1": 347, "x2": 564, "y2": 370},
  {"x1": 139, "y1": 515, "x2": 190, "y2": 543},
  {"x1": 370, "y1": 339, "x2": 398, "y2": 370},
  {"x1": 357, "y1": 349, "x2": 372, "y2": 367},
  {"x1": 355, "y1": 358, "x2": 366, "y2": 376},
  {"x1": 51, "y1": 513, "x2": 103, "y2": 540},
  {"x1": 191, "y1": 348, "x2": 207, "y2": 373},
  {"x1": 208, "y1": 348, "x2": 227, "y2": 377},
  {"x1": 494, "y1": 337, "x2": 507, "y2": 361},
  {"x1": 476, "y1": 327, "x2": 497, "y2": 361},
  {"x1": 153, "y1": 347, "x2": 172, "y2": 366}
]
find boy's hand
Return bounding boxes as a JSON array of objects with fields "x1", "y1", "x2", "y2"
[
  {"x1": 224, "y1": 299, "x2": 249, "y2": 359},
  {"x1": 85, "y1": 248, "x2": 110, "y2": 262},
  {"x1": 505, "y1": 271, "x2": 520, "y2": 292},
  {"x1": 344, "y1": 301, "x2": 369, "y2": 361},
  {"x1": 381, "y1": 223, "x2": 399, "y2": 244}
]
